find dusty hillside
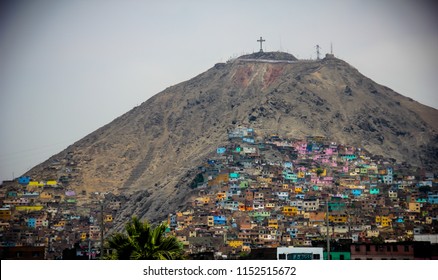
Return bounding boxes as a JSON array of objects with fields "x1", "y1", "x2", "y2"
[{"x1": 26, "y1": 52, "x2": 438, "y2": 225}]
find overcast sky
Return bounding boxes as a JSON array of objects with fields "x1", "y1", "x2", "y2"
[{"x1": 0, "y1": 0, "x2": 437, "y2": 182}]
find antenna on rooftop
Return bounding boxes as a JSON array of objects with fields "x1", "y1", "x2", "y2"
[{"x1": 315, "y1": 44, "x2": 321, "y2": 60}]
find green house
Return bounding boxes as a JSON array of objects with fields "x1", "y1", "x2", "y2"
[
  {"x1": 370, "y1": 188, "x2": 380, "y2": 195},
  {"x1": 324, "y1": 252, "x2": 351, "y2": 260},
  {"x1": 328, "y1": 202, "x2": 346, "y2": 211},
  {"x1": 230, "y1": 173, "x2": 240, "y2": 179}
]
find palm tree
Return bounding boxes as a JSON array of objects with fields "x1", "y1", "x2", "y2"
[{"x1": 105, "y1": 216, "x2": 185, "y2": 260}]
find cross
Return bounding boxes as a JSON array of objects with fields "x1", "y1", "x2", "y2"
[{"x1": 257, "y1": 36, "x2": 265, "y2": 52}]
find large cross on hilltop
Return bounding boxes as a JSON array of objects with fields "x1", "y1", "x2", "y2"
[{"x1": 257, "y1": 36, "x2": 265, "y2": 52}]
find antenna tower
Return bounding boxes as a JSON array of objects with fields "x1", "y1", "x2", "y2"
[{"x1": 315, "y1": 44, "x2": 321, "y2": 60}]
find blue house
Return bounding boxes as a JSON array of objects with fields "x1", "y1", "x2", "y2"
[
  {"x1": 242, "y1": 137, "x2": 255, "y2": 144},
  {"x1": 18, "y1": 176, "x2": 31, "y2": 185},
  {"x1": 217, "y1": 147, "x2": 226, "y2": 154},
  {"x1": 214, "y1": 216, "x2": 227, "y2": 225},
  {"x1": 287, "y1": 228, "x2": 299, "y2": 238},
  {"x1": 428, "y1": 194, "x2": 438, "y2": 204},
  {"x1": 341, "y1": 154, "x2": 357, "y2": 161},
  {"x1": 351, "y1": 189, "x2": 362, "y2": 196},
  {"x1": 27, "y1": 218, "x2": 36, "y2": 228}
]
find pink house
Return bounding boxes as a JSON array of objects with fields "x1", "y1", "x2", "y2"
[{"x1": 321, "y1": 177, "x2": 333, "y2": 185}]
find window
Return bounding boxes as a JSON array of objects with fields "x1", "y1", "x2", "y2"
[
  {"x1": 313, "y1": 254, "x2": 320, "y2": 260},
  {"x1": 366, "y1": 245, "x2": 370, "y2": 252},
  {"x1": 355, "y1": 245, "x2": 360, "y2": 252},
  {"x1": 393, "y1": 245, "x2": 398, "y2": 252},
  {"x1": 404, "y1": 245, "x2": 409, "y2": 252},
  {"x1": 340, "y1": 254, "x2": 345, "y2": 260},
  {"x1": 279, "y1": 253, "x2": 286, "y2": 260}
]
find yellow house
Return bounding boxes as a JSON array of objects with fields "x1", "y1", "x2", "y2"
[
  {"x1": 28, "y1": 181, "x2": 44, "y2": 187},
  {"x1": 0, "y1": 209, "x2": 12, "y2": 220},
  {"x1": 80, "y1": 232, "x2": 87, "y2": 241},
  {"x1": 257, "y1": 177, "x2": 272, "y2": 184},
  {"x1": 297, "y1": 171, "x2": 305, "y2": 178},
  {"x1": 228, "y1": 240, "x2": 244, "y2": 248},
  {"x1": 366, "y1": 229, "x2": 380, "y2": 238},
  {"x1": 54, "y1": 220, "x2": 66, "y2": 227},
  {"x1": 40, "y1": 192, "x2": 53, "y2": 200},
  {"x1": 408, "y1": 202, "x2": 421, "y2": 213},
  {"x1": 265, "y1": 202, "x2": 276, "y2": 209},
  {"x1": 15, "y1": 205, "x2": 44, "y2": 212},
  {"x1": 242, "y1": 245, "x2": 251, "y2": 252},
  {"x1": 282, "y1": 206, "x2": 298, "y2": 216},
  {"x1": 46, "y1": 180, "x2": 57, "y2": 186},
  {"x1": 329, "y1": 214, "x2": 348, "y2": 223},
  {"x1": 376, "y1": 216, "x2": 392, "y2": 227},
  {"x1": 294, "y1": 186, "x2": 303, "y2": 193},
  {"x1": 104, "y1": 214, "x2": 113, "y2": 223},
  {"x1": 268, "y1": 219, "x2": 278, "y2": 229},
  {"x1": 195, "y1": 196, "x2": 210, "y2": 204},
  {"x1": 282, "y1": 184, "x2": 290, "y2": 190}
]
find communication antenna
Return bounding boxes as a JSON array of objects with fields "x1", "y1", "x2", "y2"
[
  {"x1": 315, "y1": 44, "x2": 321, "y2": 60},
  {"x1": 330, "y1": 42, "x2": 333, "y2": 55}
]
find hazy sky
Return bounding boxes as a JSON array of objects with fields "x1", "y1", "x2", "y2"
[{"x1": 0, "y1": 0, "x2": 437, "y2": 182}]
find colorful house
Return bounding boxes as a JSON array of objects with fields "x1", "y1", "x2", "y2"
[
  {"x1": 282, "y1": 206, "x2": 298, "y2": 216},
  {"x1": 370, "y1": 188, "x2": 380, "y2": 195},
  {"x1": 214, "y1": 216, "x2": 227, "y2": 225},
  {"x1": 18, "y1": 176, "x2": 31, "y2": 185}
]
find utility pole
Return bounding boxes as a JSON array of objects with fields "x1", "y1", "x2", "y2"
[
  {"x1": 100, "y1": 201, "x2": 104, "y2": 259},
  {"x1": 326, "y1": 199, "x2": 330, "y2": 260},
  {"x1": 88, "y1": 233, "x2": 91, "y2": 260}
]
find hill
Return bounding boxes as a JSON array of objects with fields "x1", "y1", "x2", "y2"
[{"x1": 25, "y1": 52, "x2": 438, "y2": 225}]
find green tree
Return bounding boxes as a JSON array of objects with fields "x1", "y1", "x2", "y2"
[{"x1": 105, "y1": 216, "x2": 185, "y2": 260}]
